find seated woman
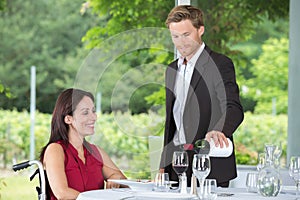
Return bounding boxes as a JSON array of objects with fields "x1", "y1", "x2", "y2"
[{"x1": 39, "y1": 88, "x2": 127, "y2": 200}]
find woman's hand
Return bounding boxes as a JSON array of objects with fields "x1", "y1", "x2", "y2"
[{"x1": 106, "y1": 180, "x2": 122, "y2": 189}]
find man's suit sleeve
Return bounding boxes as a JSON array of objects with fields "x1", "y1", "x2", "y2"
[{"x1": 213, "y1": 57, "x2": 244, "y2": 136}]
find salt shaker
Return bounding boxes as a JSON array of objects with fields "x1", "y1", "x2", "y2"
[
  {"x1": 190, "y1": 174, "x2": 198, "y2": 195},
  {"x1": 180, "y1": 172, "x2": 187, "y2": 194}
]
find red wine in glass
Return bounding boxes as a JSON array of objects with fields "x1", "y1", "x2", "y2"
[{"x1": 173, "y1": 165, "x2": 188, "y2": 175}]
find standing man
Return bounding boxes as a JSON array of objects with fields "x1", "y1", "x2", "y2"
[{"x1": 159, "y1": 5, "x2": 244, "y2": 187}]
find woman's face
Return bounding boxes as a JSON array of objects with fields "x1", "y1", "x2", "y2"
[
  {"x1": 68, "y1": 96, "x2": 97, "y2": 137},
  {"x1": 169, "y1": 19, "x2": 204, "y2": 60}
]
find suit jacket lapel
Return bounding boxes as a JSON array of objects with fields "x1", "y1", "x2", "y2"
[
  {"x1": 186, "y1": 47, "x2": 211, "y2": 102},
  {"x1": 168, "y1": 61, "x2": 178, "y2": 92},
  {"x1": 166, "y1": 60, "x2": 178, "y2": 109}
]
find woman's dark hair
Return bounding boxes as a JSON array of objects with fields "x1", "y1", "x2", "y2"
[{"x1": 39, "y1": 88, "x2": 94, "y2": 161}]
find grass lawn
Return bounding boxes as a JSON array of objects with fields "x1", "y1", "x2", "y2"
[{"x1": 1, "y1": 173, "x2": 38, "y2": 200}]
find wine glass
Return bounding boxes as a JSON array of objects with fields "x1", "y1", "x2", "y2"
[
  {"x1": 289, "y1": 156, "x2": 300, "y2": 199},
  {"x1": 273, "y1": 142, "x2": 282, "y2": 167},
  {"x1": 274, "y1": 142, "x2": 282, "y2": 158},
  {"x1": 172, "y1": 151, "x2": 189, "y2": 192},
  {"x1": 193, "y1": 153, "x2": 211, "y2": 199}
]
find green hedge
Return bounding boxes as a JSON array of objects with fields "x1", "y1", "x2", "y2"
[
  {"x1": 234, "y1": 112, "x2": 287, "y2": 166},
  {"x1": 0, "y1": 110, "x2": 287, "y2": 179}
]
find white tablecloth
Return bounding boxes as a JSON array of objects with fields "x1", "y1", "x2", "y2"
[{"x1": 77, "y1": 187, "x2": 297, "y2": 200}]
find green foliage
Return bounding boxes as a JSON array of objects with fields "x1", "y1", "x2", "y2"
[
  {"x1": 82, "y1": 0, "x2": 174, "y2": 48},
  {"x1": 0, "y1": 81, "x2": 11, "y2": 98},
  {"x1": 145, "y1": 87, "x2": 165, "y2": 106},
  {"x1": 243, "y1": 38, "x2": 288, "y2": 114},
  {"x1": 0, "y1": 0, "x2": 5, "y2": 11},
  {"x1": 0, "y1": 175, "x2": 38, "y2": 200},
  {"x1": 232, "y1": 16, "x2": 289, "y2": 112},
  {"x1": 0, "y1": 177, "x2": 6, "y2": 199},
  {"x1": 90, "y1": 111, "x2": 164, "y2": 178},
  {"x1": 93, "y1": 47, "x2": 169, "y2": 113},
  {"x1": 129, "y1": 83, "x2": 160, "y2": 114},
  {"x1": 0, "y1": 0, "x2": 290, "y2": 115},
  {"x1": 83, "y1": 0, "x2": 289, "y2": 114},
  {"x1": 0, "y1": 109, "x2": 51, "y2": 164},
  {"x1": 0, "y1": 110, "x2": 288, "y2": 180},
  {"x1": 234, "y1": 112, "x2": 287, "y2": 166},
  {"x1": 0, "y1": 0, "x2": 97, "y2": 113},
  {"x1": 84, "y1": 0, "x2": 288, "y2": 52}
]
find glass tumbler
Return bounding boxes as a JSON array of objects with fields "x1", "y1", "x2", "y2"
[
  {"x1": 153, "y1": 172, "x2": 170, "y2": 192},
  {"x1": 246, "y1": 172, "x2": 258, "y2": 193}
]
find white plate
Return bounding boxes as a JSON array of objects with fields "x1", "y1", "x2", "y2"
[
  {"x1": 108, "y1": 179, "x2": 154, "y2": 191},
  {"x1": 169, "y1": 181, "x2": 178, "y2": 185},
  {"x1": 134, "y1": 191, "x2": 196, "y2": 200}
]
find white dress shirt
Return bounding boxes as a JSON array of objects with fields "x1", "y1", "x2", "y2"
[{"x1": 173, "y1": 42, "x2": 206, "y2": 146}]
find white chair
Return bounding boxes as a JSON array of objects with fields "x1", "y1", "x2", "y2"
[{"x1": 148, "y1": 136, "x2": 164, "y2": 180}]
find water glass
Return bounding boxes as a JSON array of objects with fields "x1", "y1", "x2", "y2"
[
  {"x1": 153, "y1": 173, "x2": 170, "y2": 192},
  {"x1": 193, "y1": 153, "x2": 211, "y2": 198},
  {"x1": 246, "y1": 172, "x2": 258, "y2": 193},
  {"x1": 200, "y1": 179, "x2": 217, "y2": 200},
  {"x1": 289, "y1": 156, "x2": 300, "y2": 199}
]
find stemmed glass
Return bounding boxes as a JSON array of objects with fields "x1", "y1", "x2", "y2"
[
  {"x1": 273, "y1": 142, "x2": 282, "y2": 168},
  {"x1": 289, "y1": 156, "x2": 300, "y2": 199},
  {"x1": 274, "y1": 142, "x2": 282, "y2": 159},
  {"x1": 193, "y1": 154, "x2": 211, "y2": 199},
  {"x1": 257, "y1": 152, "x2": 266, "y2": 171},
  {"x1": 172, "y1": 151, "x2": 189, "y2": 193}
]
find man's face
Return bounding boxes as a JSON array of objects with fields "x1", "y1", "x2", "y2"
[{"x1": 169, "y1": 19, "x2": 204, "y2": 59}]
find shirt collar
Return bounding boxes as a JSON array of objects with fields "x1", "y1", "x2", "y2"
[
  {"x1": 189, "y1": 42, "x2": 205, "y2": 65},
  {"x1": 177, "y1": 42, "x2": 206, "y2": 67}
]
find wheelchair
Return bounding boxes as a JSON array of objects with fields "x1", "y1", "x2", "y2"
[{"x1": 12, "y1": 160, "x2": 47, "y2": 200}]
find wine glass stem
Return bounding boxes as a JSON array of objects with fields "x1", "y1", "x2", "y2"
[
  {"x1": 296, "y1": 181, "x2": 300, "y2": 198},
  {"x1": 177, "y1": 175, "x2": 182, "y2": 192},
  {"x1": 199, "y1": 179, "x2": 205, "y2": 196}
]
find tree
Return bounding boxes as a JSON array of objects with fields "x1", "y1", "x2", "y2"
[
  {"x1": 0, "y1": 0, "x2": 5, "y2": 10},
  {"x1": 83, "y1": 0, "x2": 289, "y2": 113},
  {"x1": 244, "y1": 37, "x2": 288, "y2": 114},
  {"x1": 0, "y1": 81, "x2": 10, "y2": 98},
  {"x1": 232, "y1": 17, "x2": 289, "y2": 112},
  {"x1": 0, "y1": 0, "x2": 290, "y2": 114},
  {"x1": 0, "y1": 0, "x2": 9, "y2": 98},
  {"x1": 0, "y1": 0, "x2": 99, "y2": 113},
  {"x1": 84, "y1": 0, "x2": 288, "y2": 55}
]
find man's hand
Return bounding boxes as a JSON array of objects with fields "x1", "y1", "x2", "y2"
[{"x1": 205, "y1": 130, "x2": 229, "y2": 148}]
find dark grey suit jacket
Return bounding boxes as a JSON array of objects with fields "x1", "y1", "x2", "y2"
[{"x1": 160, "y1": 45, "x2": 244, "y2": 185}]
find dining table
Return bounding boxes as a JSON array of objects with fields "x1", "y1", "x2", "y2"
[{"x1": 76, "y1": 186, "x2": 297, "y2": 200}]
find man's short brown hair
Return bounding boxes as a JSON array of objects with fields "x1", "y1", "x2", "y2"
[{"x1": 165, "y1": 5, "x2": 204, "y2": 29}]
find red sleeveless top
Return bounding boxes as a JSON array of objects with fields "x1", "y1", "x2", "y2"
[{"x1": 49, "y1": 141, "x2": 104, "y2": 200}]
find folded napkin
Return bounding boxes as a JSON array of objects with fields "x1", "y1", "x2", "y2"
[{"x1": 209, "y1": 138, "x2": 233, "y2": 157}]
